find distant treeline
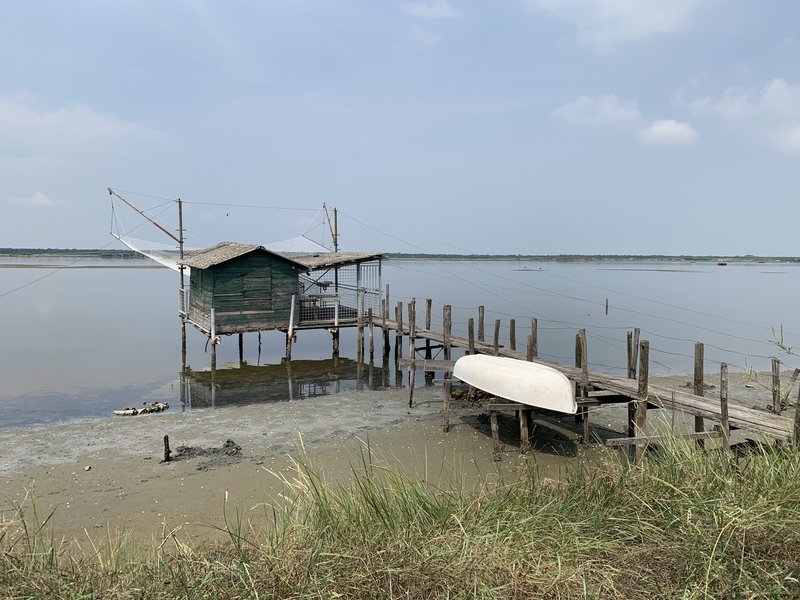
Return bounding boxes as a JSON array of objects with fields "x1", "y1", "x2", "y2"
[
  {"x1": 2, "y1": 248, "x2": 799, "y2": 263},
  {"x1": 0, "y1": 248, "x2": 143, "y2": 259},
  {"x1": 384, "y1": 253, "x2": 800, "y2": 263}
]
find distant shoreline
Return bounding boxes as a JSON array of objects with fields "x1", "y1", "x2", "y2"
[{"x1": 1, "y1": 248, "x2": 799, "y2": 264}]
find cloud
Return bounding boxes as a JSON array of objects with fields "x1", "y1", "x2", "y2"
[
  {"x1": 638, "y1": 119, "x2": 698, "y2": 146},
  {"x1": 554, "y1": 93, "x2": 699, "y2": 147},
  {"x1": 552, "y1": 93, "x2": 643, "y2": 126},
  {"x1": 0, "y1": 96, "x2": 157, "y2": 158},
  {"x1": 524, "y1": 0, "x2": 704, "y2": 51},
  {"x1": 688, "y1": 78, "x2": 800, "y2": 153},
  {"x1": 12, "y1": 192, "x2": 55, "y2": 207},
  {"x1": 403, "y1": 0, "x2": 459, "y2": 19}
]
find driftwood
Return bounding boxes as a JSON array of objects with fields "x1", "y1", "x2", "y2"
[{"x1": 113, "y1": 402, "x2": 169, "y2": 416}]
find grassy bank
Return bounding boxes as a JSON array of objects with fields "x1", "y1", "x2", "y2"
[{"x1": 2, "y1": 440, "x2": 800, "y2": 599}]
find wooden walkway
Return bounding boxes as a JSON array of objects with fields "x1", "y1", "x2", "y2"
[{"x1": 377, "y1": 317, "x2": 796, "y2": 444}]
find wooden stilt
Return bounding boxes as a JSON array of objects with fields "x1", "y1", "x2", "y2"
[
  {"x1": 409, "y1": 298, "x2": 416, "y2": 357},
  {"x1": 626, "y1": 329, "x2": 639, "y2": 437},
  {"x1": 285, "y1": 331, "x2": 293, "y2": 361},
  {"x1": 635, "y1": 340, "x2": 650, "y2": 465},
  {"x1": 519, "y1": 408, "x2": 531, "y2": 454},
  {"x1": 395, "y1": 302, "x2": 403, "y2": 362},
  {"x1": 357, "y1": 290, "x2": 365, "y2": 361},
  {"x1": 794, "y1": 385, "x2": 800, "y2": 449},
  {"x1": 443, "y1": 305, "x2": 452, "y2": 361},
  {"x1": 478, "y1": 306, "x2": 485, "y2": 342},
  {"x1": 720, "y1": 363, "x2": 730, "y2": 452},
  {"x1": 468, "y1": 318, "x2": 475, "y2": 355},
  {"x1": 509, "y1": 319, "x2": 516, "y2": 351},
  {"x1": 368, "y1": 308, "x2": 374, "y2": 360},
  {"x1": 578, "y1": 329, "x2": 589, "y2": 443},
  {"x1": 238, "y1": 333, "x2": 244, "y2": 367},
  {"x1": 772, "y1": 357, "x2": 782, "y2": 415},
  {"x1": 332, "y1": 329, "x2": 340, "y2": 356},
  {"x1": 408, "y1": 361, "x2": 416, "y2": 408},
  {"x1": 493, "y1": 319, "x2": 500, "y2": 356},
  {"x1": 694, "y1": 342, "x2": 705, "y2": 445},
  {"x1": 530, "y1": 318, "x2": 538, "y2": 359},
  {"x1": 424, "y1": 298, "x2": 433, "y2": 384},
  {"x1": 443, "y1": 375, "x2": 451, "y2": 432},
  {"x1": 382, "y1": 297, "x2": 390, "y2": 359},
  {"x1": 490, "y1": 410, "x2": 501, "y2": 461}
]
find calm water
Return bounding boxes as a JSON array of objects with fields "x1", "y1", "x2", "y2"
[{"x1": 1, "y1": 257, "x2": 798, "y2": 428}]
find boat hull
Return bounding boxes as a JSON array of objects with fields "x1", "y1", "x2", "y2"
[{"x1": 453, "y1": 355, "x2": 577, "y2": 414}]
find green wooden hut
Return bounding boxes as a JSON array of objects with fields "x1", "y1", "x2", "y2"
[
  {"x1": 180, "y1": 241, "x2": 384, "y2": 339},
  {"x1": 181, "y1": 242, "x2": 308, "y2": 335}
]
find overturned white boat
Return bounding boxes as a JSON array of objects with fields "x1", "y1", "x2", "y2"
[{"x1": 453, "y1": 355, "x2": 577, "y2": 414}]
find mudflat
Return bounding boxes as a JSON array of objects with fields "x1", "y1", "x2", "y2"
[{"x1": 0, "y1": 371, "x2": 782, "y2": 543}]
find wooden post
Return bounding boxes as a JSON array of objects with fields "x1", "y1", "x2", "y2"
[
  {"x1": 408, "y1": 361, "x2": 416, "y2": 408},
  {"x1": 163, "y1": 435, "x2": 171, "y2": 462},
  {"x1": 694, "y1": 342, "x2": 705, "y2": 442},
  {"x1": 443, "y1": 305, "x2": 452, "y2": 361},
  {"x1": 578, "y1": 329, "x2": 589, "y2": 443},
  {"x1": 368, "y1": 308, "x2": 374, "y2": 360},
  {"x1": 356, "y1": 290, "x2": 365, "y2": 361},
  {"x1": 238, "y1": 333, "x2": 244, "y2": 367},
  {"x1": 627, "y1": 328, "x2": 640, "y2": 379},
  {"x1": 478, "y1": 306, "x2": 485, "y2": 342},
  {"x1": 794, "y1": 385, "x2": 800, "y2": 449},
  {"x1": 635, "y1": 340, "x2": 649, "y2": 464},
  {"x1": 605, "y1": 298, "x2": 608, "y2": 315},
  {"x1": 424, "y1": 298, "x2": 432, "y2": 358},
  {"x1": 509, "y1": 319, "x2": 516, "y2": 351},
  {"x1": 493, "y1": 319, "x2": 500, "y2": 356},
  {"x1": 530, "y1": 318, "x2": 538, "y2": 359},
  {"x1": 408, "y1": 298, "x2": 416, "y2": 356},
  {"x1": 332, "y1": 328, "x2": 340, "y2": 357},
  {"x1": 286, "y1": 295, "x2": 296, "y2": 360},
  {"x1": 395, "y1": 302, "x2": 404, "y2": 362},
  {"x1": 626, "y1": 331, "x2": 634, "y2": 379},
  {"x1": 720, "y1": 363, "x2": 730, "y2": 452},
  {"x1": 382, "y1": 297, "x2": 390, "y2": 359},
  {"x1": 527, "y1": 335, "x2": 535, "y2": 361},
  {"x1": 443, "y1": 375, "x2": 451, "y2": 432},
  {"x1": 468, "y1": 318, "x2": 475, "y2": 355},
  {"x1": 772, "y1": 357, "x2": 782, "y2": 415},
  {"x1": 519, "y1": 408, "x2": 531, "y2": 454},
  {"x1": 490, "y1": 410, "x2": 501, "y2": 461}
]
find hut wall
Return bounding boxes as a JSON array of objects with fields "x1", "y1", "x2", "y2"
[{"x1": 208, "y1": 253, "x2": 299, "y2": 333}]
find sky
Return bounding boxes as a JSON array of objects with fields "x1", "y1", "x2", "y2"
[{"x1": 1, "y1": 0, "x2": 799, "y2": 255}]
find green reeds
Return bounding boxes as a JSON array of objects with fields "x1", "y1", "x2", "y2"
[{"x1": 2, "y1": 437, "x2": 800, "y2": 598}]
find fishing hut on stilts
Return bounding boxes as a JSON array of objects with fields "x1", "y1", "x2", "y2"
[{"x1": 107, "y1": 189, "x2": 383, "y2": 369}]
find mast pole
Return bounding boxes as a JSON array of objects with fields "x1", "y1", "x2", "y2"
[{"x1": 333, "y1": 208, "x2": 338, "y2": 253}]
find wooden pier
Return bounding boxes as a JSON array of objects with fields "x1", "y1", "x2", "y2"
[{"x1": 372, "y1": 297, "x2": 798, "y2": 461}]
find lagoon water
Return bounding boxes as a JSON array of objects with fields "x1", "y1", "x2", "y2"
[{"x1": 1, "y1": 256, "x2": 798, "y2": 428}]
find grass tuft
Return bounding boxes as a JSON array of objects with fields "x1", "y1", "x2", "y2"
[{"x1": 2, "y1": 437, "x2": 800, "y2": 598}]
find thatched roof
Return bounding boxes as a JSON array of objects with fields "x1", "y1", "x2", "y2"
[
  {"x1": 290, "y1": 252, "x2": 383, "y2": 270},
  {"x1": 182, "y1": 243, "x2": 382, "y2": 271},
  {"x1": 181, "y1": 242, "x2": 307, "y2": 270}
]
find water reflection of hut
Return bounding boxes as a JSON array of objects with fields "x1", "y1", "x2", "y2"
[
  {"x1": 180, "y1": 358, "x2": 381, "y2": 409},
  {"x1": 178, "y1": 242, "x2": 382, "y2": 359}
]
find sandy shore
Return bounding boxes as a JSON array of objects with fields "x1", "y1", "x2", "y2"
[{"x1": 0, "y1": 372, "x2": 784, "y2": 543}]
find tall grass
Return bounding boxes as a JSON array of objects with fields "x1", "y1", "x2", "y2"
[{"x1": 2, "y1": 439, "x2": 800, "y2": 598}]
